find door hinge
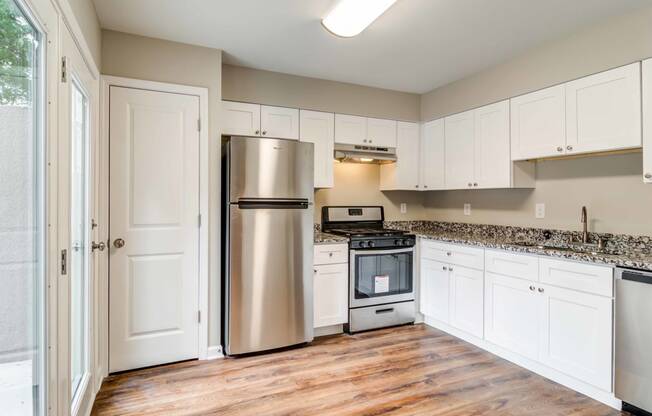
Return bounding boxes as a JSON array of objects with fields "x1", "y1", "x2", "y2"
[
  {"x1": 197, "y1": 118, "x2": 201, "y2": 132},
  {"x1": 197, "y1": 311, "x2": 201, "y2": 324},
  {"x1": 60, "y1": 249, "x2": 67, "y2": 275},
  {"x1": 61, "y1": 57, "x2": 67, "y2": 83},
  {"x1": 197, "y1": 214, "x2": 202, "y2": 227}
]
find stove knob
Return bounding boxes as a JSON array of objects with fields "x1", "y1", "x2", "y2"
[
  {"x1": 395, "y1": 239, "x2": 403, "y2": 246},
  {"x1": 367, "y1": 241, "x2": 375, "y2": 248},
  {"x1": 358, "y1": 241, "x2": 367, "y2": 248}
]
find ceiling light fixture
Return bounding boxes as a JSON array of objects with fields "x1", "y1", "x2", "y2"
[{"x1": 322, "y1": 0, "x2": 397, "y2": 38}]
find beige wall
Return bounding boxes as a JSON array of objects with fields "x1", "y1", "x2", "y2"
[
  {"x1": 419, "y1": 6, "x2": 652, "y2": 236},
  {"x1": 223, "y1": 64, "x2": 420, "y2": 121},
  {"x1": 423, "y1": 153, "x2": 652, "y2": 235},
  {"x1": 65, "y1": 0, "x2": 102, "y2": 68},
  {"x1": 102, "y1": 30, "x2": 224, "y2": 346},
  {"x1": 315, "y1": 163, "x2": 426, "y2": 224},
  {"x1": 421, "y1": 6, "x2": 652, "y2": 121}
]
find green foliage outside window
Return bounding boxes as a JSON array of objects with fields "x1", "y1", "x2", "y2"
[{"x1": 0, "y1": 0, "x2": 36, "y2": 106}]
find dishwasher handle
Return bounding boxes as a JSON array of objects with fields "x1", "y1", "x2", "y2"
[{"x1": 616, "y1": 267, "x2": 652, "y2": 285}]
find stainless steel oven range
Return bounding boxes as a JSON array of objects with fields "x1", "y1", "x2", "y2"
[{"x1": 322, "y1": 206, "x2": 416, "y2": 333}]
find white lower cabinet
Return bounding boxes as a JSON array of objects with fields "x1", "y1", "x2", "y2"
[
  {"x1": 420, "y1": 240, "x2": 615, "y2": 401},
  {"x1": 313, "y1": 243, "x2": 348, "y2": 328},
  {"x1": 539, "y1": 283, "x2": 613, "y2": 392},
  {"x1": 484, "y1": 272, "x2": 542, "y2": 361},
  {"x1": 449, "y1": 265, "x2": 484, "y2": 338},
  {"x1": 420, "y1": 259, "x2": 450, "y2": 323}
]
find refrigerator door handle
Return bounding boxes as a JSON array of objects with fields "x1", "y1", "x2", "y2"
[{"x1": 237, "y1": 199, "x2": 310, "y2": 209}]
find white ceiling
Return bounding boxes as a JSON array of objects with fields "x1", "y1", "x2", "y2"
[{"x1": 93, "y1": 0, "x2": 650, "y2": 94}]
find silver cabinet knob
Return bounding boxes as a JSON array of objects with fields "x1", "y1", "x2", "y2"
[
  {"x1": 415, "y1": 185, "x2": 419, "y2": 188},
  {"x1": 262, "y1": 130, "x2": 267, "y2": 135},
  {"x1": 328, "y1": 252, "x2": 333, "y2": 257},
  {"x1": 473, "y1": 183, "x2": 478, "y2": 187},
  {"x1": 424, "y1": 185, "x2": 428, "y2": 189},
  {"x1": 449, "y1": 267, "x2": 454, "y2": 272},
  {"x1": 113, "y1": 238, "x2": 125, "y2": 249},
  {"x1": 557, "y1": 146, "x2": 563, "y2": 152},
  {"x1": 529, "y1": 285, "x2": 535, "y2": 291},
  {"x1": 363, "y1": 139, "x2": 367, "y2": 143},
  {"x1": 538, "y1": 287, "x2": 545, "y2": 293},
  {"x1": 645, "y1": 173, "x2": 652, "y2": 179},
  {"x1": 468, "y1": 183, "x2": 472, "y2": 187},
  {"x1": 255, "y1": 130, "x2": 260, "y2": 135},
  {"x1": 442, "y1": 266, "x2": 447, "y2": 271},
  {"x1": 92, "y1": 241, "x2": 105, "y2": 252},
  {"x1": 566, "y1": 145, "x2": 573, "y2": 151},
  {"x1": 446, "y1": 251, "x2": 452, "y2": 256},
  {"x1": 369, "y1": 139, "x2": 373, "y2": 143}
]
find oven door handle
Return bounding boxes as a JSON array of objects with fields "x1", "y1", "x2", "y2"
[{"x1": 351, "y1": 247, "x2": 414, "y2": 256}]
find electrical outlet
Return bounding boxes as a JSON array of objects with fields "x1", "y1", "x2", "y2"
[
  {"x1": 400, "y1": 203, "x2": 407, "y2": 214},
  {"x1": 535, "y1": 203, "x2": 545, "y2": 219},
  {"x1": 464, "y1": 203, "x2": 471, "y2": 216}
]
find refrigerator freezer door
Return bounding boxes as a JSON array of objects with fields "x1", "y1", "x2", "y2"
[
  {"x1": 228, "y1": 136, "x2": 314, "y2": 202},
  {"x1": 226, "y1": 203, "x2": 314, "y2": 355}
]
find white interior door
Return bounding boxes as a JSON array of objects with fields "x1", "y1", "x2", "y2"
[{"x1": 109, "y1": 87, "x2": 200, "y2": 373}]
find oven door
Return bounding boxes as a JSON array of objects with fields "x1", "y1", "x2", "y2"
[{"x1": 350, "y1": 247, "x2": 415, "y2": 308}]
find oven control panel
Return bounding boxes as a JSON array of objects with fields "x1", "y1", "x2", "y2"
[{"x1": 351, "y1": 236, "x2": 415, "y2": 249}]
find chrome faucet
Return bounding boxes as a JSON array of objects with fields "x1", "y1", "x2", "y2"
[{"x1": 580, "y1": 206, "x2": 588, "y2": 244}]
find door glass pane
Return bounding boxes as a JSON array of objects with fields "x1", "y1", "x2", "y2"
[
  {"x1": 354, "y1": 252, "x2": 413, "y2": 299},
  {"x1": 0, "y1": 0, "x2": 44, "y2": 414},
  {"x1": 70, "y1": 79, "x2": 89, "y2": 400}
]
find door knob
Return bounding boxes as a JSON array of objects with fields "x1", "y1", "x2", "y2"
[
  {"x1": 92, "y1": 241, "x2": 105, "y2": 252},
  {"x1": 113, "y1": 238, "x2": 125, "y2": 249}
]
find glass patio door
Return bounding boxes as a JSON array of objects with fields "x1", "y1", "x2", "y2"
[{"x1": 0, "y1": 0, "x2": 45, "y2": 414}]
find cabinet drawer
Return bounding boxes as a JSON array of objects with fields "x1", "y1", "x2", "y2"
[
  {"x1": 314, "y1": 243, "x2": 348, "y2": 265},
  {"x1": 421, "y1": 241, "x2": 484, "y2": 270},
  {"x1": 485, "y1": 250, "x2": 538, "y2": 281},
  {"x1": 539, "y1": 258, "x2": 613, "y2": 297}
]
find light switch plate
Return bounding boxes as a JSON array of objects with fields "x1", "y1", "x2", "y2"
[
  {"x1": 535, "y1": 203, "x2": 545, "y2": 219},
  {"x1": 464, "y1": 203, "x2": 471, "y2": 216},
  {"x1": 400, "y1": 203, "x2": 407, "y2": 214}
]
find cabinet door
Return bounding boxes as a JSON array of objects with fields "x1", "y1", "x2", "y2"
[
  {"x1": 642, "y1": 59, "x2": 652, "y2": 183},
  {"x1": 380, "y1": 122, "x2": 419, "y2": 190},
  {"x1": 485, "y1": 272, "x2": 541, "y2": 361},
  {"x1": 300, "y1": 110, "x2": 334, "y2": 188},
  {"x1": 335, "y1": 114, "x2": 367, "y2": 145},
  {"x1": 421, "y1": 119, "x2": 446, "y2": 190},
  {"x1": 222, "y1": 101, "x2": 260, "y2": 136},
  {"x1": 474, "y1": 100, "x2": 511, "y2": 189},
  {"x1": 510, "y1": 85, "x2": 565, "y2": 160},
  {"x1": 539, "y1": 284, "x2": 612, "y2": 391},
  {"x1": 449, "y1": 265, "x2": 484, "y2": 338},
  {"x1": 260, "y1": 105, "x2": 299, "y2": 140},
  {"x1": 313, "y1": 263, "x2": 349, "y2": 328},
  {"x1": 367, "y1": 117, "x2": 397, "y2": 147},
  {"x1": 566, "y1": 63, "x2": 641, "y2": 155},
  {"x1": 420, "y1": 259, "x2": 450, "y2": 323},
  {"x1": 445, "y1": 110, "x2": 475, "y2": 189}
]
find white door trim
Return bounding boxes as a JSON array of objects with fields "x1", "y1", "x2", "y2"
[{"x1": 99, "y1": 75, "x2": 210, "y2": 380}]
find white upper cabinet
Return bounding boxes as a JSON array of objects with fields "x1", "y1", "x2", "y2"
[
  {"x1": 421, "y1": 119, "x2": 446, "y2": 191},
  {"x1": 222, "y1": 101, "x2": 261, "y2": 136},
  {"x1": 380, "y1": 121, "x2": 419, "y2": 190},
  {"x1": 474, "y1": 100, "x2": 511, "y2": 189},
  {"x1": 260, "y1": 105, "x2": 299, "y2": 140},
  {"x1": 445, "y1": 110, "x2": 475, "y2": 189},
  {"x1": 645, "y1": 59, "x2": 652, "y2": 184},
  {"x1": 565, "y1": 63, "x2": 641, "y2": 155},
  {"x1": 367, "y1": 118, "x2": 397, "y2": 147},
  {"x1": 510, "y1": 85, "x2": 566, "y2": 160},
  {"x1": 335, "y1": 114, "x2": 367, "y2": 145},
  {"x1": 300, "y1": 110, "x2": 335, "y2": 188}
]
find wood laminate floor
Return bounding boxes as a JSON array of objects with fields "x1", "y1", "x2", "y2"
[{"x1": 92, "y1": 324, "x2": 627, "y2": 416}]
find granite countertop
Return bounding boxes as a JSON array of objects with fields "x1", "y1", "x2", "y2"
[
  {"x1": 314, "y1": 230, "x2": 349, "y2": 244},
  {"x1": 413, "y1": 228, "x2": 652, "y2": 271}
]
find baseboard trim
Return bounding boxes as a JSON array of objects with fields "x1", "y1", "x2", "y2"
[
  {"x1": 206, "y1": 345, "x2": 224, "y2": 360},
  {"x1": 423, "y1": 316, "x2": 622, "y2": 410}
]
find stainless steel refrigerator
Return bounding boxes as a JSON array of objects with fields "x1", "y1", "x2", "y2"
[{"x1": 222, "y1": 136, "x2": 314, "y2": 355}]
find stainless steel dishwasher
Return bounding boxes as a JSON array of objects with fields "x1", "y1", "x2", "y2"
[{"x1": 615, "y1": 267, "x2": 652, "y2": 415}]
